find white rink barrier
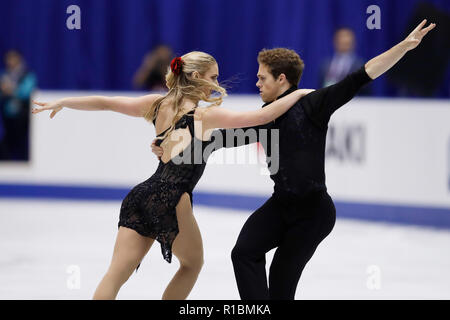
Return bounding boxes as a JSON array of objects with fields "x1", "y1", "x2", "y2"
[{"x1": 1, "y1": 91, "x2": 449, "y2": 228}]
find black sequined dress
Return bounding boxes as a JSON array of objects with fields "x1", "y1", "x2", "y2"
[{"x1": 118, "y1": 108, "x2": 212, "y2": 271}]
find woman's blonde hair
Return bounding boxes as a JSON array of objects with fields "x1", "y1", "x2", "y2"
[{"x1": 144, "y1": 51, "x2": 227, "y2": 140}]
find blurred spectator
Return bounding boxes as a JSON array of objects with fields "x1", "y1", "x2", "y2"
[
  {"x1": 133, "y1": 44, "x2": 173, "y2": 92},
  {"x1": 0, "y1": 49, "x2": 37, "y2": 161},
  {"x1": 319, "y1": 27, "x2": 371, "y2": 95}
]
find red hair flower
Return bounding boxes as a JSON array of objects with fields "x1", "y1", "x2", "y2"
[{"x1": 170, "y1": 57, "x2": 183, "y2": 75}]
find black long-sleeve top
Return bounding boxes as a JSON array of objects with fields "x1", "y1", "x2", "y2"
[{"x1": 211, "y1": 66, "x2": 373, "y2": 204}]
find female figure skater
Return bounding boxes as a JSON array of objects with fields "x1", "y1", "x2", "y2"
[{"x1": 31, "y1": 51, "x2": 311, "y2": 300}]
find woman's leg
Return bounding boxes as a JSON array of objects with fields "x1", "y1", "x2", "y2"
[
  {"x1": 162, "y1": 192, "x2": 204, "y2": 300},
  {"x1": 93, "y1": 226, "x2": 154, "y2": 300}
]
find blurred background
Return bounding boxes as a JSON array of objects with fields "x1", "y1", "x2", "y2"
[{"x1": 0, "y1": 0, "x2": 449, "y2": 300}]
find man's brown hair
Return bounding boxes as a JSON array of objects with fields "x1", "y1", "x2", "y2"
[{"x1": 257, "y1": 48, "x2": 305, "y2": 86}]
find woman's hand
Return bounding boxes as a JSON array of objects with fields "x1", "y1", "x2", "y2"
[{"x1": 32, "y1": 100, "x2": 63, "y2": 119}]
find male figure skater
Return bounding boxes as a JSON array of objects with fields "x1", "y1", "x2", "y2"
[{"x1": 152, "y1": 20, "x2": 435, "y2": 299}]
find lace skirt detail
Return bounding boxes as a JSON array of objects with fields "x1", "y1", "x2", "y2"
[{"x1": 117, "y1": 177, "x2": 186, "y2": 271}]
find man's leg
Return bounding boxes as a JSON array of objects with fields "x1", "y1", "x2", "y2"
[
  {"x1": 231, "y1": 196, "x2": 286, "y2": 300},
  {"x1": 268, "y1": 191, "x2": 336, "y2": 299}
]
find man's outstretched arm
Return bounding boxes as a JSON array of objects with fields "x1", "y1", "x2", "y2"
[{"x1": 301, "y1": 19, "x2": 436, "y2": 129}]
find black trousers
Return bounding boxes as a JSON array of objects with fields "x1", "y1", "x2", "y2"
[{"x1": 231, "y1": 190, "x2": 336, "y2": 300}]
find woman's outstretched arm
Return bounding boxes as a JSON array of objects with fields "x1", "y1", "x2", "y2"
[
  {"x1": 32, "y1": 94, "x2": 162, "y2": 119},
  {"x1": 199, "y1": 89, "x2": 312, "y2": 130}
]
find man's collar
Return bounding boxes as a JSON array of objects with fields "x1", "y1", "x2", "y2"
[{"x1": 262, "y1": 86, "x2": 297, "y2": 107}]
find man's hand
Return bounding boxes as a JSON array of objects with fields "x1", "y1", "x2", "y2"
[
  {"x1": 151, "y1": 139, "x2": 163, "y2": 160},
  {"x1": 403, "y1": 19, "x2": 436, "y2": 51},
  {"x1": 364, "y1": 18, "x2": 436, "y2": 80}
]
